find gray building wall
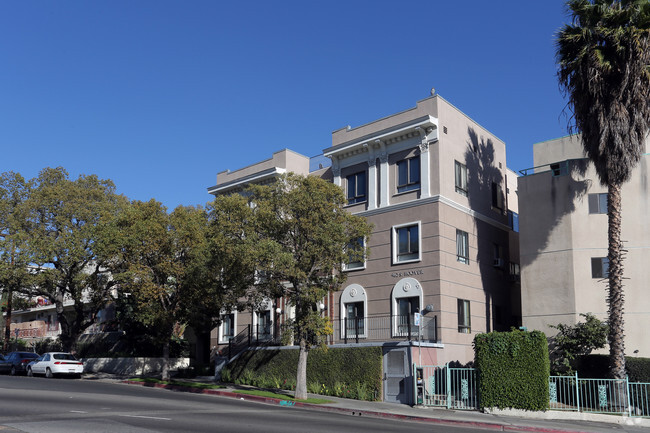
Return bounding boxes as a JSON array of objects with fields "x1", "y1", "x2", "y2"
[{"x1": 519, "y1": 136, "x2": 650, "y2": 357}]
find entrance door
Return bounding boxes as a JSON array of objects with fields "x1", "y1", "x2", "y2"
[{"x1": 383, "y1": 347, "x2": 411, "y2": 404}]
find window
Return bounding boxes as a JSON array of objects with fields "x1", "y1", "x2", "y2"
[
  {"x1": 397, "y1": 296, "x2": 420, "y2": 336},
  {"x1": 493, "y1": 243, "x2": 503, "y2": 268},
  {"x1": 456, "y1": 230, "x2": 469, "y2": 264},
  {"x1": 491, "y1": 182, "x2": 504, "y2": 210},
  {"x1": 591, "y1": 257, "x2": 609, "y2": 279},
  {"x1": 458, "y1": 299, "x2": 471, "y2": 333},
  {"x1": 397, "y1": 156, "x2": 420, "y2": 193},
  {"x1": 344, "y1": 237, "x2": 365, "y2": 271},
  {"x1": 588, "y1": 193, "x2": 608, "y2": 214},
  {"x1": 345, "y1": 301, "x2": 365, "y2": 336},
  {"x1": 393, "y1": 223, "x2": 420, "y2": 263},
  {"x1": 508, "y1": 210, "x2": 519, "y2": 232},
  {"x1": 550, "y1": 161, "x2": 569, "y2": 176},
  {"x1": 340, "y1": 284, "x2": 367, "y2": 339},
  {"x1": 255, "y1": 310, "x2": 271, "y2": 340},
  {"x1": 455, "y1": 161, "x2": 468, "y2": 196},
  {"x1": 509, "y1": 262, "x2": 520, "y2": 281},
  {"x1": 221, "y1": 313, "x2": 235, "y2": 339},
  {"x1": 346, "y1": 172, "x2": 367, "y2": 204}
]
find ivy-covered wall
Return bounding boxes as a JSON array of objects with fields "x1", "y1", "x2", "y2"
[{"x1": 474, "y1": 329, "x2": 549, "y2": 411}]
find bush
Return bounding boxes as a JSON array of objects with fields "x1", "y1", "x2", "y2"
[
  {"x1": 474, "y1": 329, "x2": 549, "y2": 411},
  {"x1": 221, "y1": 346, "x2": 382, "y2": 401},
  {"x1": 577, "y1": 355, "x2": 650, "y2": 382},
  {"x1": 549, "y1": 313, "x2": 608, "y2": 375}
]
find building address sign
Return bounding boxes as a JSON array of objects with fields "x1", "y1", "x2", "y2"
[{"x1": 391, "y1": 269, "x2": 424, "y2": 278}]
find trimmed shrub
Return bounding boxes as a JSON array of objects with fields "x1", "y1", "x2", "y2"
[
  {"x1": 222, "y1": 346, "x2": 382, "y2": 401},
  {"x1": 577, "y1": 355, "x2": 650, "y2": 382},
  {"x1": 474, "y1": 329, "x2": 549, "y2": 411}
]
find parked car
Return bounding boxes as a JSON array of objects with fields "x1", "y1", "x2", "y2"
[
  {"x1": 27, "y1": 352, "x2": 84, "y2": 378},
  {"x1": 0, "y1": 351, "x2": 40, "y2": 375}
]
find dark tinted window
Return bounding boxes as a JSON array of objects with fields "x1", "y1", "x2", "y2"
[{"x1": 53, "y1": 354, "x2": 77, "y2": 361}]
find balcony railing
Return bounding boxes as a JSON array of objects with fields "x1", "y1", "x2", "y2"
[{"x1": 332, "y1": 314, "x2": 438, "y2": 344}]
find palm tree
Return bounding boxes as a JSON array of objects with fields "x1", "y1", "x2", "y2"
[{"x1": 557, "y1": 0, "x2": 650, "y2": 380}]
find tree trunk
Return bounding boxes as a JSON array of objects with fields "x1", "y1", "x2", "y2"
[
  {"x1": 294, "y1": 337, "x2": 309, "y2": 400},
  {"x1": 162, "y1": 340, "x2": 170, "y2": 381},
  {"x1": 3, "y1": 287, "x2": 12, "y2": 352},
  {"x1": 607, "y1": 183, "x2": 626, "y2": 380}
]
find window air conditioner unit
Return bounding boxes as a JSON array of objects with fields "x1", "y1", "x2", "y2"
[{"x1": 493, "y1": 258, "x2": 504, "y2": 268}]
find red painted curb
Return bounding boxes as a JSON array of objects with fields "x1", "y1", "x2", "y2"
[{"x1": 121, "y1": 381, "x2": 597, "y2": 433}]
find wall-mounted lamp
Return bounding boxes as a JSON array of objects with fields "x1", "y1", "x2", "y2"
[{"x1": 275, "y1": 307, "x2": 283, "y2": 315}]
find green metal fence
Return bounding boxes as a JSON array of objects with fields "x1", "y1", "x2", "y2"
[
  {"x1": 414, "y1": 364, "x2": 477, "y2": 410},
  {"x1": 550, "y1": 374, "x2": 650, "y2": 417}
]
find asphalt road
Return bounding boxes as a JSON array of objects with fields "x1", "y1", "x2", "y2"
[{"x1": 0, "y1": 375, "x2": 482, "y2": 433}]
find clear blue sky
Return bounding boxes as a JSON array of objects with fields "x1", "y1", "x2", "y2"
[{"x1": 1, "y1": 1, "x2": 571, "y2": 210}]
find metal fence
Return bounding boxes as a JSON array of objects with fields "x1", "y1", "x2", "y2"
[
  {"x1": 414, "y1": 364, "x2": 478, "y2": 410},
  {"x1": 550, "y1": 374, "x2": 650, "y2": 417},
  {"x1": 331, "y1": 314, "x2": 438, "y2": 344}
]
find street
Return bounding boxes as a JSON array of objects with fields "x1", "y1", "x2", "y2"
[{"x1": 0, "y1": 376, "x2": 480, "y2": 433}]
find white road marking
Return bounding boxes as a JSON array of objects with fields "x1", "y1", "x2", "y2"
[
  {"x1": 118, "y1": 415, "x2": 171, "y2": 421},
  {"x1": 69, "y1": 411, "x2": 87, "y2": 414}
]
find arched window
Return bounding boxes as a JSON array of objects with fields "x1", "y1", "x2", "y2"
[
  {"x1": 391, "y1": 278, "x2": 423, "y2": 337},
  {"x1": 252, "y1": 299, "x2": 274, "y2": 341},
  {"x1": 339, "y1": 284, "x2": 367, "y2": 339}
]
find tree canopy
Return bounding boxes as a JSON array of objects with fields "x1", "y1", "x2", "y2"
[
  {"x1": 244, "y1": 174, "x2": 373, "y2": 399},
  {"x1": 19, "y1": 167, "x2": 125, "y2": 351}
]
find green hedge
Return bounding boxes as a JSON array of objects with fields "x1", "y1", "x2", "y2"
[
  {"x1": 576, "y1": 355, "x2": 650, "y2": 382},
  {"x1": 474, "y1": 329, "x2": 549, "y2": 411},
  {"x1": 221, "y1": 346, "x2": 382, "y2": 401}
]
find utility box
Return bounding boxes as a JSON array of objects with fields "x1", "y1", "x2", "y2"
[{"x1": 415, "y1": 366, "x2": 424, "y2": 405}]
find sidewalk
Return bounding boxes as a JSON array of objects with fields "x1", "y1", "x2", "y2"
[{"x1": 88, "y1": 373, "x2": 650, "y2": 433}]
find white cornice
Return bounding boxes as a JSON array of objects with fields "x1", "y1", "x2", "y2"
[
  {"x1": 324, "y1": 116, "x2": 438, "y2": 159},
  {"x1": 207, "y1": 167, "x2": 287, "y2": 195}
]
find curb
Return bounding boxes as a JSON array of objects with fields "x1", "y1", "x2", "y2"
[{"x1": 121, "y1": 380, "x2": 602, "y2": 433}]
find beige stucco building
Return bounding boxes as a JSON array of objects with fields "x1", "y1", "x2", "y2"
[
  {"x1": 519, "y1": 135, "x2": 650, "y2": 357},
  {"x1": 208, "y1": 94, "x2": 521, "y2": 403}
]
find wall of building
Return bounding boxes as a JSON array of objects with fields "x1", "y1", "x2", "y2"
[{"x1": 519, "y1": 136, "x2": 650, "y2": 357}]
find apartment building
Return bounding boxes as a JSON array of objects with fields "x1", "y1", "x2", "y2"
[
  {"x1": 518, "y1": 135, "x2": 650, "y2": 357},
  {"x1": 208, "y1": 94, "x2": 521, "y2": 403}
]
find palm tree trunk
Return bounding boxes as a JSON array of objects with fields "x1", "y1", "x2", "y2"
[{"x1": 607, "y1": 183, "x2": 626, "y2": 380}]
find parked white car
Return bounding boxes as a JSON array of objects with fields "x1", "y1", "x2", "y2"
[{"x1": 27, "y1": 352, "x2": 84, "y2": 378}]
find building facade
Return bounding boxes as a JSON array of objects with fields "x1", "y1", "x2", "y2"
[
  {"x1": 208, "y1": 95, "x2": 521, "y2": 403},
  {"x1": 518, "y1": 135, "x2": 650, "y2": 357}
]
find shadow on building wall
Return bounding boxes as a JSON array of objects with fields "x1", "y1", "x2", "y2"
[{"x1": 464, "y1": 127, "x2": 507, "y2": 333}]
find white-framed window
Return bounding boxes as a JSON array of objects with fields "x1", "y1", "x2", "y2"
[
  {"x1": 391, "y1": 278, "x2": 423, "y2": 337},
  {"x1": 253, "y1": 300, "x2": 273, "y2": 340},
  {"x1": 340, "y1": 284, "x2": 367, "y2": 339},
  {"x1": 591, "y1": 257, "x2": 609, "y2": 279},
  {"x1": 456, "y1": 229, "x2": 469, "y2": 264},
  {"x1": 588, "y1": 193, "x2": 608, "y2": 214},
  {"x1": 493, "y1": 243, "x2": 503, "y2": 268},
  {"x1": 392, "y1": 222, "x2": 421, "y2": 264},
  {"x1": 397, "y1": 156, "x2": 420, "y2": 193},
  {"x1": 455, "y1": 160, "x2": 468, "y2": 196},
  {"x1": 343, "y1": 237, "x2": 366, "y2": 271},
  {"x1": 458, "y1": 299, "x2": 471, "y2": 333},
  {"x1": 346, "y1": 171, "x2": 367, "y2": 204},
  {"x1": 491, "y1": 182, "x2": 504, "y2": 210},
  {"x1": 219, "y1": 311, "x2": 237, "y2": 344}
]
